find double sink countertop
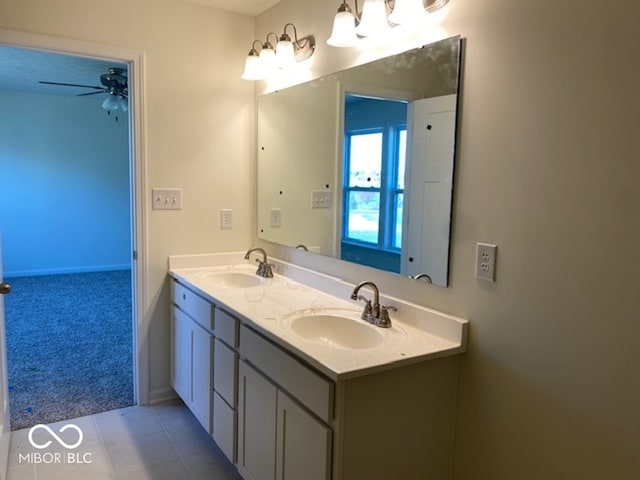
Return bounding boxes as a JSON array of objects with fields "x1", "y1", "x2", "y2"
[{"x1": 169, "y1": 252, "x2": 469, "y2": 381}]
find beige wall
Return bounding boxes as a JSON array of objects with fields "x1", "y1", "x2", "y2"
[
  {"x1": 0, "y1": 0, "x2": 256, "y2": 399},
  {"x1": 257, "y1": 0, "x2": 640, "y2": 479}
]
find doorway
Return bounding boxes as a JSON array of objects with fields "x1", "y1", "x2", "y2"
[{"x1": 0, "y1": 32, "x2": 146, "y2": 431}]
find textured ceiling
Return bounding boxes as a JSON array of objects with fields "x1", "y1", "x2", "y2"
[{"x1": 0, "y1": 46, "x2": 127, "y2": 99}]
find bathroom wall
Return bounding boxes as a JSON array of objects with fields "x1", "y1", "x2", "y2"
[
  {"x1": 256, "y1": 0, "x2": 640, "y2": 479},
  {"x1": 0, "y1": 0, "x2": 256, "y2": 399},
  {"x1": 0, "y1": 91, "x2": 130, "y2": 276}
]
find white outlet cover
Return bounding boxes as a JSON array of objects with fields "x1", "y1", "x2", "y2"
[{"x1": 475, "y1": 243, "x2": 497, "y2": 281}]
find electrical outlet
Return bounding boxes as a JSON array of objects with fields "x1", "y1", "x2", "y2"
[
  {"x1": 152, "y1": 188, "x2": 182, "y2": 210},
  {"x1": 475, "y1": 243, "x2": 497, "y2": 281},
  {"x1": 220, "y1": 209, "x2": 233, "y2": 229}
]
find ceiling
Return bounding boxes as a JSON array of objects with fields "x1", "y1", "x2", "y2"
[
  {"x1": 182, "y1": 0, "x2": 281, "y2": 16},
  {"x1": 0, "y1": 0, "x2": 279, "y2": 98},
  {"x1": 0, "y1": 46, "x2": 126, "y2": 99}
]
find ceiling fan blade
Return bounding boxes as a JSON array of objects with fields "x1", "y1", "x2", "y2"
[
  {"x1": 77, "y1": 90, "x2": 108, "y2": 97},
  {"x1": 38, "y1": 81, "x2": 105, "y2": 90}
]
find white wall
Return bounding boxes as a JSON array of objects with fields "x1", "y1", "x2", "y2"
[
  {"x1": 256, "y1": 0, "x2": 640, "y2": 479},
  {"x1": 0, "y1": 0, "x2": 256, "y2": 400},
  {"x1": 0, "y1": 91, "x2": 131, "y2": 276}
]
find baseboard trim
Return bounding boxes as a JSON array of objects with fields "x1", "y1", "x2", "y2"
[
  {"x1": 148, "y1": 387, "x2": 178, "y2": 405},
  {"x1": 5, "y1": 264, "x2": 132, "y2": 278}
]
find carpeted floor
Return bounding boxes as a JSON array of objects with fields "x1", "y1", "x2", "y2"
[{"x1": 3, "y1": 269, "x2": 134, "y2": 430}]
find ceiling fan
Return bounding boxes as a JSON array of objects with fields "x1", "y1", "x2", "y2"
[{"x1": 39, "y1": 67, "x2": 129, "y2": 112}]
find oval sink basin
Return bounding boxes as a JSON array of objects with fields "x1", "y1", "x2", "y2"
[
  {"x1": 290, "y1": 314, "x2": 384, "y2": 350},
  {"x1": 201, "y1": 272, "x2": 263, "y2": 288}
]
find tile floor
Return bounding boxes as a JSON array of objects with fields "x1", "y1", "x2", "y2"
[{"x1": 6, "y1": 399, "x2": 243, "y2": 480}]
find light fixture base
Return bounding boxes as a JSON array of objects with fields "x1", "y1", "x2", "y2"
[{"x1": 294, "y1": 35, "x2": 315, "y2": 63}]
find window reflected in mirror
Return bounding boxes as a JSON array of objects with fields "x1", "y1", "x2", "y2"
[{"x1": 342, "y1": 96, "x2": 408, "y2": 273}]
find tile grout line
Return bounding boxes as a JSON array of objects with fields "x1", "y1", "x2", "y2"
[
  {"x1": 91, "y1": 412, "x2": 120, "y2": 479},
  {"x1": 151, "y1": 405, "x2": 199, "y2": 480}
]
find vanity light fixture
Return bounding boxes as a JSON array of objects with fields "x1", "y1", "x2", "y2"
[
  {"x1": 327, "y1": 0, "x2": 450, "y2": 47},
  {"x1": 241, "y1": 24, "x2": 315, "y2": 80}
]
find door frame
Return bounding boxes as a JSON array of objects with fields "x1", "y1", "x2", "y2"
[{"x1": 0, "y1": 27, "x2": 149, "y2": 405}]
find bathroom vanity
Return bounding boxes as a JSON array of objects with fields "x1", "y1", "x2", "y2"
[{"x1": 168, "y1": 252, "x2": 468, "y2": 480}]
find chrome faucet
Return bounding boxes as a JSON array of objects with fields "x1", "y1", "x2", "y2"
[
  {"x1": 411, "y1": 273, "x2": 432, "y2": 284},
  {"x1": 350, "y1": 281, "x2": 397, "y2": 328},
  {"x1": 244, "y1": 247, "x2": 274, "y2": 278}
]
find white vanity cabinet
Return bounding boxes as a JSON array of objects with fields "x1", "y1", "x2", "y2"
[
  {"x1": 171, "y1": 281, "x2": 214, "y2": 433},
  {"x1": 237, "y1": 325, "x2": 332, "y2": 480},
  {"x1": 169, "y1": 264, "x2": 465, "y2": 480},
  {"x1": 171, "y1": 279, "x2": 241, "y2": 462}
]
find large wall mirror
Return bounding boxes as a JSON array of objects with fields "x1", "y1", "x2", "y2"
[{"x1": 257, "y1": 35, "x2": 462, "y2": 287}]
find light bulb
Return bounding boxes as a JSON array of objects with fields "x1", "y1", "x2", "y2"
[
  {"x1": 327, "y1": 6, "x2": 358, "y2": 47},
  {"x1": 276, "y1": 38, "x2": 296, "y2": 68},
  {"x1": 259, "y1": 45, "x2": 277, "y2": 75},
  {"x1": 119, "y1": 96, "x2": 128, "y2": 112},
  {"x1": 102, "y1": 94, "x2": 119, "y2": 110},
  {"x1": 355, "y1": 0, "x2": 390, "y2": 38},
  {"x1": 388, "y1": 0, "x2": 428, "y2": 26},
  {"x1": 241, "y1": 52, "x2": 263, "y2": 80}
]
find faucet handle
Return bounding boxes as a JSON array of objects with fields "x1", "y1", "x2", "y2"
[
  {"x1": 356, "y1": 295, "x2": 374, "y2": 323},
  {"x1": 377, "y1": 305, "x2": 397, "y2": 328},
  {"x1": 262, "y1": 262, "x2": 274, "y2": 278},
  {"x1": 255, "y1": 260, "x2": 274, "y2": 278}
]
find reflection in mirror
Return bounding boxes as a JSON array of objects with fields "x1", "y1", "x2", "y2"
[{"x1": 257, "y1": 35, "x2": 462, "y2": 286}]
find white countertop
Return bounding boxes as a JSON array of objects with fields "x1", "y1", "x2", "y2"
[{"x1": 168, "y1": 252, "x2": 468, "y2": 381}]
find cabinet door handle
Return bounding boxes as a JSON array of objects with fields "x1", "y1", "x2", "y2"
[{"x1": 0, "y1": 283, "x2": 11, "y2": 295}]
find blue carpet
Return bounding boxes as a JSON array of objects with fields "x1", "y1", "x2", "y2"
[{"x1": 3, "y1": 270, "x2": 134, "y2": 430}]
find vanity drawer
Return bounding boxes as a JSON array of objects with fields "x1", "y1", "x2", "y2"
[
  {"x1": 214, "y1": 338, "x2": 237, "y2": 406},
  {"x1": 172, "y1": 281, "x2": 214, "y2": 331},
  {"x1": 239, "y1": 325, "x2": 333, "y2": 422},
  {"x1": 215, "y1": 308, "x2": 238, "y2": 347},
  {"x1": 213, "y1": 392, "x2": 236, "y2": 463}
]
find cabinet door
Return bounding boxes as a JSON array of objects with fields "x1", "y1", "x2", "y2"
[
  {"x1": 238, "y1": 360, "x2": 277, "y2": 480},
  {"x1": 192, "y1": 322, "x2": 213, "y2": 433},
  {"x1": 276, "y1": 391, "x2": 331, "y2": 480},
  {"x1": 171, "y1": 308, "x2": 191, "y2": 403}
]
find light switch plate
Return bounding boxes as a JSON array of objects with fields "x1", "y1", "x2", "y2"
[
  {"x1": 270, "y1": 208, "x2": 282, "y2": 228},
  {"x1": 220, "y1": 209, "x2": 233, "y2": 229},
  {"x1": 311, "y1": 190, "x2": 332, "y2": 209},
  {"x1": 152, "y1": 188, "x2": 182, "y2": 210}
]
